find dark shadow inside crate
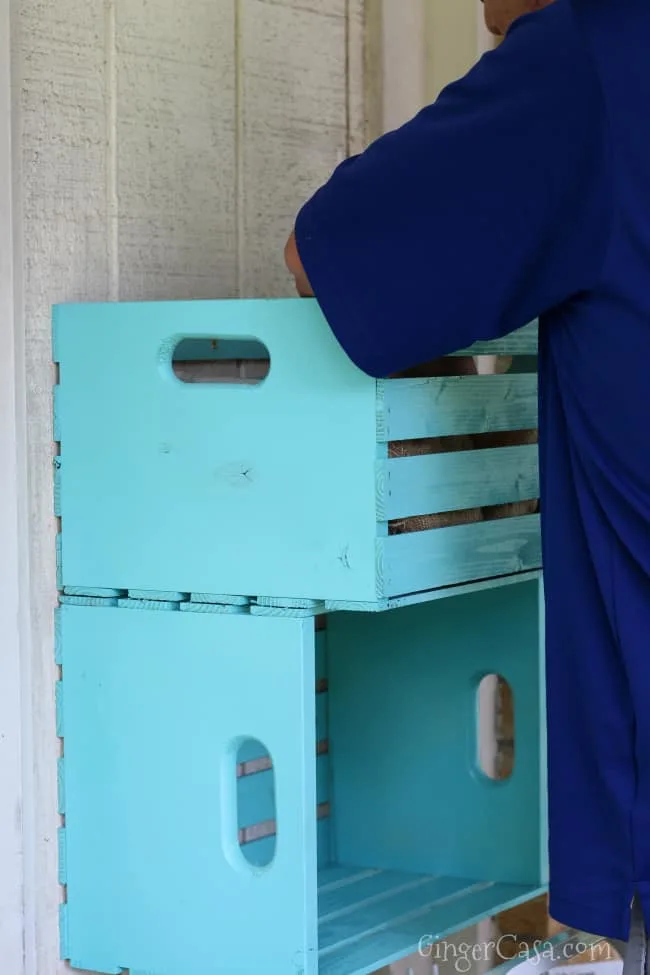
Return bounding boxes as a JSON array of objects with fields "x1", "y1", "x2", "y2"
[{"x1": 171, "y1": 337, "x2": 270, "y2": 384}]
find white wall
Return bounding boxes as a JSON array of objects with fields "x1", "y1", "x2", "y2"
[
  {"x1": 0, "y1": 2, "x2": 28, "y2": 972},
  {"x1": 4, "y1": 2, "x2": 364, "y2": 972}
]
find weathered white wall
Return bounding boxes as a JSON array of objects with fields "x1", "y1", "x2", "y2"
[
  {"x1": 9, "y1": 2, "x2": 364, "y2": 972},
  {"x1": 0, "y1": 2, "x2": 28, "y2": 972}
]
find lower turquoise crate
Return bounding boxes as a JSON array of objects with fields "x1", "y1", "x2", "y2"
[{"x1": 57, "y1": 578, "x2": 546, "y2": 975}]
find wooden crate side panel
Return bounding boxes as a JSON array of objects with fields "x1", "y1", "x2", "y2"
[
  {"x1": 59, "y1": 605, "x2": 318, "y2": 974},
  {"x1": 377, "y1": 444, "x2": 539, "y2": 521},
  {"x1": 379, "y1": 515, "x2": 542, "y2": 598},
  {"x1": 326, "y1": 579, "x2": 546, "y2": 885},
  {"x1": 55, "y1": 298, "x2": 379, "y2": 602}
]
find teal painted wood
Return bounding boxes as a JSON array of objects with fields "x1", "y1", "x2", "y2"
[
  {"x1": 117, "y1": 597, "x2": 181, "y2": 611},
  {"x1": 190, "y1": 593, "x2": 250, "y2": 606},
  {"x1": 377, "y1": 374, "x2": 538, "y2": 441},
  {"x1": 324, "y1": 569, "x2": 542, "y2": 613},
  {"x1": 236, "y1": 684, "x2": 329, "y2": 841},
  {"x1": 54, "y1": 457, "x2": 62, "y2": 516},
  {"x1": 380, "y1": 514, "x2": 542, "y2": 597},
  {"x1": 57, "y1": 757, "x2": 65, "y2": 814},
  {"x1": 236, "y1": 629, "x2": 330, "y2": 869},
  {"x1": 59, "y1": 595, "x2": 119, "y2": 607},
  {"x1": 63, "y1": 587, "x2": 125, "y2": 598},
  {"x1": 255, "y1": 596, "x2": 325, "y2": 610},
  {"x1": 58, "y1": 605, "x2": 318, "y2": 975},
  {"x1": 327, "y1": 580, "x2": 547, "y2": 886},
  {"x1": 54, "y1": 298, "x2": 380, "y2": 603},
  {"x1": 128, "y1": 589, "x2": 188, "y2": 602},
  {"x1": 251, "y1": 604, "x2": 326, "y2": 619},
  {"x1": 453, "y1": 320, "x2": 538, "y2": 356},
  {"x1": 54, "y1": 298, "x2": 539, "y2": 604},
  {"x1": 57, "y1": 598, "x2": 548, "y2": 974},
  {"x1": 181, "y1": 601, "x2": 248, "y2": 615},
  {"x1": 377, "y1": 444, "x2": 539, "y2": 520},
  {"x1": 318, "y1": 874, "x2": 544, "y2": 975},
  {"x1": 174, "y1": 324, "x2": 538, "y2": 363},
  {"x1": 538, "y1": 574, "x2": 549, "y2": 885}
]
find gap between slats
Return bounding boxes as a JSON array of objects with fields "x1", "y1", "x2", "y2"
[{"x1": 385, "y1": 431, "x2": 539, "y2": 534}]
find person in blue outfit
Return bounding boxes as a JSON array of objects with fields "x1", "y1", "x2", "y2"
[{"x1": 285, "y1": 0, "x2": 650, "y2": 959}]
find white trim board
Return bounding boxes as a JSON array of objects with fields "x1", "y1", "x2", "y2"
[
  {"x1": 0, "y1": 0, "x2": 29, "y2": 972},
  {"x1": 378, "y1": 0, "x2": 493, "y2": 132}
]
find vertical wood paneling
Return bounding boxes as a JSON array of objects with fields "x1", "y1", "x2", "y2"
[
  {"x1": 0, "y1": 2, "x2": 26, "y2": 970},
  {"x1": 346, "y1": 0, "x2": 368, "y2": 154},
  {"x1": 19, "y1": 3, "x2": 109, "y2": 972},
  {"x1": 13, "y1": 0, "x2": 367, "y2": 970},
  {"x1": 238, "y1": 0, "x2": 349, "y2": 296},
  {"x1": 115, "y1": 0, "x2": 238, "y2": 301}
]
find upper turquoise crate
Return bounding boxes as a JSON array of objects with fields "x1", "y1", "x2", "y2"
[{"x1": 53, "y1": 298, "x2": 540, "y2": 608}]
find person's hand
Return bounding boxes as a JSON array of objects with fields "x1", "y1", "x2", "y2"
[{"x1": 284, "y1": 229, "x2": 314, "y2": 297}]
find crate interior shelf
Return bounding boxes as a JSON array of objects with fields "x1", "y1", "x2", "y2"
[{"x1": 316, "y1": 866, "x2": 543, "y2": 975}]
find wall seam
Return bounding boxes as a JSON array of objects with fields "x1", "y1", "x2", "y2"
[{"x1": 234, "y1": 0, "x2": 245, "y2": 297}]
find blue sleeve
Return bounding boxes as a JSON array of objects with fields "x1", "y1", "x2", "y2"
[{"x1": 294, "y1": 1, "x2": 612, "y2": 377}]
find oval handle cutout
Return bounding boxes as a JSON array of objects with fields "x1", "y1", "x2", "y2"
[
  {"x1": 222, "y1": 737, "x2": 277, "y2": 872},
  {"x1": 172, "y1": 338, "x2": 270, "y2": 385},
  {"x1": 477, "y1": 674, "x2": 515, "y2": 781}
]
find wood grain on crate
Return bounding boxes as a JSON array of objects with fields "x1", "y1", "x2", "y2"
[
  {"x1": 378, "y1": 445, "x2": 539, "y2": 521},
  {"x1": 377, "y1": 374, "x2": 538, "y2": 441},
  {"x1": 317, "y1": 869, "x2": 544, "y2": 975},
  {"x1": 380, "y1": 515, "x2": 542, "y2": 597},
  {"x1": 456, "y1": 322, "x2": 538, "y2": 357}
]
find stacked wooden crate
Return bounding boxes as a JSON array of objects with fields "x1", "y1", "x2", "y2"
[{"x1": 53, "y1": 297, "x2": 547, "y2": 975}]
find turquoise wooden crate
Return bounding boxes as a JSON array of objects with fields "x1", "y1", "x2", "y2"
[
  {"x1": 56, "y1": 578, "x2": 546, "y2": 975},
  {"x1": 53, "y1": 298, "x2": 540, "y2": 609}
]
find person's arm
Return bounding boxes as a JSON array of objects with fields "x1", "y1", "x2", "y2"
[
  {"x1": 284, "y1": 231, "x2": 313, "y2": 297},
  {"x1": 286, "y1": 1, "x2": 612, "y2": 378}
]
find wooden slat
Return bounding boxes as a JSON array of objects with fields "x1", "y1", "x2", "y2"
[
  {"x1": 378, "y1": 374, "x2": 538, "y2": 441},
  {"x1": 240, "y1": 801, "x2": 330, "y2": 846},
  {"x1": 317, "y1": 871, "x2": 544, "y2": 975},
  {"x1": 451, "y1": 321, "x2": 538, "y2": 357},
  {"x1": 377, "y1": 445, "x2": 539, "y2": 520},
  {"x1": 380, "y1": 515, "x2": 542, "y2": 597}
]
